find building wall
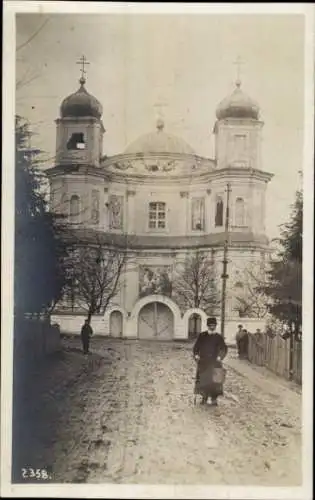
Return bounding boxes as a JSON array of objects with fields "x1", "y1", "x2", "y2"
[
  {"x1": 48, "y1": 101, "x2": 271, "y2": 332},
  {"x1": 58, "y1": 245, "x2": 268, "y2": 324},
  {"x1": 55, "y1": 118, "x2": 103, "y2": 167},
  {"x1": 215, "y1": 119, "x2": 263, "y2": 171},
  {"x1": 51, "y1": 309, "x2": 267, "y2": 346},
  {"x1": 50, "y1": 172, "x2": 266, "y2": 238}
]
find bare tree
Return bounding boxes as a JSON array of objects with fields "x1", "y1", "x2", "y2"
[
  {"x1": 17, "y1": 17, "x2": 51, "y2": 53},
  {"x1": 64, "y1": 234, "x2": 127, "y2": 323},
  {"x1": 173, "y1": 250, "x2": 220, "y2": 315},
  {"x1": 16, "y1": 16, "x2": 51, "y2": 93},
  {"x1": 233, "y1": 261, "x2": 270, "y2": 319}
]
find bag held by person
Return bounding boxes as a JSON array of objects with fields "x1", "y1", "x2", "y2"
[{"x1": 212, "y1": 366, "x2": 226, "y2": 384}]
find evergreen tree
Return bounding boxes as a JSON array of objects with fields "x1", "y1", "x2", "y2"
[
  {"x1": 15, "y1": 115, "x2": 67, "y2": 316},
  {"x1": 260, "y1": 189, "x2": 302, "y2": 327}
]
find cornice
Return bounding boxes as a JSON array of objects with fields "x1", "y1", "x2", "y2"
[
  {"x1": 63, "y1": 227, "x2": 269, "y2": 250},
  {"x1": 45, "y1": 162, "x2": 273, "y2": 186},
  {"x1": 211, "y1": 166, "x2": 274, "y2": 182}
]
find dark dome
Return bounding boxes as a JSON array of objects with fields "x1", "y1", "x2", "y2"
[
  {"x1": 60, "y1": 78, "x2": 103, "y2": 119},
  {"x1": 216, "y1": 81, "x2": 260, "y2": 121}
]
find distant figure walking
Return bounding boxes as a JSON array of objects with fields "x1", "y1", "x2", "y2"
[
  {"x1": 81, "y1": 319, "x2": 93, "y2": 355},
  {"x1": 236, "y1": 325, "x2": 249, "y2": 359},
  {"x1": 193, "y1": 317, "x2": 228, "y2": 406},
  {"x1": 254, "y1": 328, "x2": 263, "y2": 343},
  {"x1": 235, "y1": 324, "x2": 243, "y2": 357},
  {"x1": 240, "y1": 328, "x2": 249, "y2": 359}
]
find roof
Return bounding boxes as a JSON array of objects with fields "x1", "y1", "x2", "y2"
[
  {"x1": 60, "y1": 78, "x2": 103, "y2": 119},
  {"x1": 216, "y1": 81, "x2": 260, "y2": 121},
  {"x1": 124, "y1": 119, "x2": 195, "y2": 155}
]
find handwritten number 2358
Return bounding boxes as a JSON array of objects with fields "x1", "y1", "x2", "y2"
[{"x1": 22, "y1": 468, "x2": 50, "y2": 479}]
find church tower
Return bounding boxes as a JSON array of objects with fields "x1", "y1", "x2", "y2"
[
  {"x1": 211, "y1": 76, "x2": 272, "y2": 237},
  {"x1": 211, "y1": 72, "x2": 273, "y2": 320},
  {"x1": 213, "y1": 79, "x2": 262, "y2": 171},
  {"x1": 55, "y1": 57, "x2": 105, "y2": 168},
  {"x1": 47, "y1": 57, "x2": 106, "y2": 228}
]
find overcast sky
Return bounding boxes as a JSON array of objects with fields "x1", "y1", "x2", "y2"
[{"x1": 16, "y1": 13, "x2": 305, "y2": 239}]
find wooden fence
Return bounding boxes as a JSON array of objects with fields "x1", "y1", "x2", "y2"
[
  {"x1": 247, "y1": 333, "x2": 302, "y2": 385},
  {"x1": 14, "y1": 316, "x2": 62, "y2": 363}
]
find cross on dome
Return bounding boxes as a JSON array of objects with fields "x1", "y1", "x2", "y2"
[
  {"x1": 60, "y1": 55, "x2": 103, "y2": 119},
  {"x1": 154, "y1": 98, "x2": 168, "y2": 133},
  {"x1": 233, "y1": 55, "x2": 245, "y2": 87},
  {"x1": 76, "y1": 55, "x2": 90, "y2": 85},
  {"x1": 156, "y1": 118, "x2": 165, "y2": 131}
]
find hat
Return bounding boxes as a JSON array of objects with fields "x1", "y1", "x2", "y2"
[{"x1": 207, "y1": 317, "x2": 217, "y2": 326}]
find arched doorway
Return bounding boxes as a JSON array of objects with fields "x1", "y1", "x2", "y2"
[
  {"x1": 109, "y1": 310, "x2": 123, "y2": 338},
  {"x1": 188, "y1": 313, "x2": 202, "y2": 340},
  {"x1": 138, "y1": 302, "x2": 174, "y2": 340}
]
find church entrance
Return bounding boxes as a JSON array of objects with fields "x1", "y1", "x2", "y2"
[
  {"x1": 138, "y1": 302, "x2": 174, "y2": 340},
  {"x1": 109, "y1": 310, "x2": 123, "y2": 337},
  {"x1": 188, "y1": 313, "x2": 202, "y2": 340}
]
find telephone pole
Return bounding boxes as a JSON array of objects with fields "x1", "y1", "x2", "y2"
[{"x1": 220, "y1": 183, "x2": 232, "y2": 338}]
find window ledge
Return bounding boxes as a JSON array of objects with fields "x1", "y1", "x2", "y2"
[{"x1": 146, "y1": 228, "x2": 169, "y2": 234}]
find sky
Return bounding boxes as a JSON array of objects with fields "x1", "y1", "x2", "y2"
[{"x1": 16, "y1": 12, "x2": 305, "y2": 239}]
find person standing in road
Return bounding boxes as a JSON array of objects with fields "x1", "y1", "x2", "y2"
[
  {"x1": 235, "y1": 324, "x2": 243, "y2": 357},
  {"x1": 241, "y1": 328, "x2": 249, "y2": 359},
  {"x1": 193, "y1": 317, "x2": 228, "y2": 406},
  {"x1": 81, "y1": 319, "x2": 93, "y2": 355}
]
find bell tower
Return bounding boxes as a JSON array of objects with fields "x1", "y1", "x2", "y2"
[
  {"x1": 211, "y1": 67, "x2": 273, "y2": 237},
  {"x1": 213, "y1": 79, "x2": 263, "y2": 171},
  {"x1": 55, "y1": 56, "x2": 105, "y2": 168}
]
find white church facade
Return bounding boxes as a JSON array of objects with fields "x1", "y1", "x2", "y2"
[{"x1": 48, "y1": 73, "x2": 273, "y2": 344}]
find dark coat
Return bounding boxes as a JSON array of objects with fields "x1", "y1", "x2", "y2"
[
  {"x1": 193, "y1": 331, "x2": 227, "y2": 361},
  {"x1": 81, "y1": 323, "x2": 93, "y2": 338},
  {"x1": 193, "y1": 331, "x2": 228, "y2": 398}
]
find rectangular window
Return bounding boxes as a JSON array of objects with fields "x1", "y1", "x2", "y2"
[
  {"x1": 232, "y1": 134, "x2": 248, "y2": 166},
  {"x1": 148, "y1": 202, "x2": 166, "y2": 229},
  {"x1": 191, "y1": 198, "x2": 205, "y2": 231}
]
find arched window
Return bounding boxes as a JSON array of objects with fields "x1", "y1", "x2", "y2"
[
  {"x1": 67, "y1": 133, "x2": 86, "y2": 150},
  {"x1": 69, "y1": 195, "x2": 80, "y2": 221},
  {"x1": 191, "y1": 198, "x2": 205, "y2": 231},
  {"x1": 235, "y1": 197, "x2": 245, "y2": 226},
  {"x1": 215, "y1": 197, "x2": 224, "y2": 227}
]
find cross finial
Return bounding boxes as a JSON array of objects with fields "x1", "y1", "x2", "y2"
[
  {"x1": 154, "y1": 97, "x2": 168, "y2": 126},
  {"x1": 154, "y1": 98, "x2": 168, "y2": 132},
  {"x1": 233, "y1": 56, "x2": 245, "y2": 87},
  {"x1": 76, "y1": 55, "x2": 90, "y2": 85}
]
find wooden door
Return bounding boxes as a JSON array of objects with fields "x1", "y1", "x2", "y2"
[
  {"x1": 110, "y1": 310, "x2": 123, "y2": 337},
  {"x1": 188, "y1": 314, "x2": 202, "y2": 340},
  {"x1": 138, "y1": 302, "x2": 174, "y2": 340}
]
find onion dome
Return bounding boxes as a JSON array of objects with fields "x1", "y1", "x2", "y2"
[
  {"x1": 124, "y1": 119, "x2": 195, "y2": 155},
  {"x1": 216, "y1": 80, "x2": 260, "y2": 120},
  {"x1": 60, "y1": 77, "x2": 103, "y2": 119}
]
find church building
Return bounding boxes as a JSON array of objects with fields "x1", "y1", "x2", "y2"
[{"x1": 48, "y1": 68, "x2": 273, "y2": 344}]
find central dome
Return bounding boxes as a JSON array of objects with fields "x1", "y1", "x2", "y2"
[{"x1": 124, "y1": 120, "x2": 195, "y2": 155}]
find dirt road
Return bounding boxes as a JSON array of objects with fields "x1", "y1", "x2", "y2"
[{"x1": 13, "y1": 337, "x2": 302, "y2": 486}]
